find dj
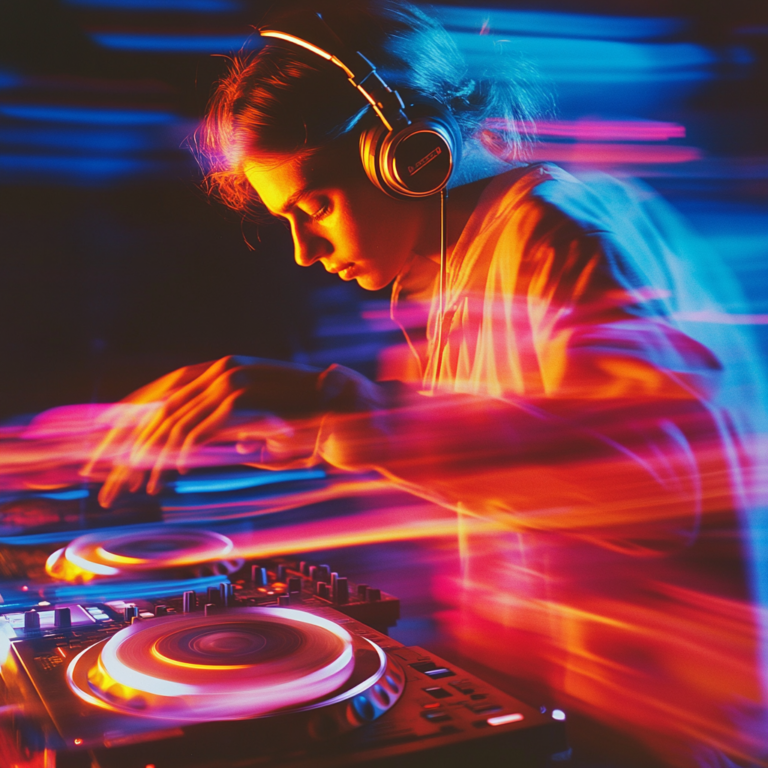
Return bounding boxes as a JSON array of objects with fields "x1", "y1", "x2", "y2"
[{"x1": 85, "y1": 1, "x2": 767, "y2": 766}]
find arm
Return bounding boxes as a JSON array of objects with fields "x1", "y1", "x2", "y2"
[{"x1": 317, "y1": 199, "x2": 738, "y2": 550}]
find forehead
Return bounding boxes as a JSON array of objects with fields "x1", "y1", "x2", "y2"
[
  {"x1": 243, "y1": 157, "x2": 311, "y2": 215},
  {"x1": 244, "y1": 138, "x2": 360, "y2": 214}
]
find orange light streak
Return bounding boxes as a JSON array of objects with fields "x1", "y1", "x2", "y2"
[
  {"x1": 95, "y1": 547, "x2": 145, "y2": 565},
  {"x1": 149, "y1": 642, "x2": 252, "y2": 671}
]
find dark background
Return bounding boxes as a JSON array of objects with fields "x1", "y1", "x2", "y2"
[{"x1": 1, "y1": 0, "x2": 767, "y2": 422}]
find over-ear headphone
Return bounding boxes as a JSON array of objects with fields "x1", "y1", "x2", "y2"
[{"x1": 258, "y1": 7, "x2": 461, "y2": 198}]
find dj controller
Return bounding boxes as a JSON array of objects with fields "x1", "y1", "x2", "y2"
[{"x1": 0, "y1": 480, "x2": 569, "y2": 767}]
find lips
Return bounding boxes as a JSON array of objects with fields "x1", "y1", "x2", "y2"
[{"x1": 328, "y1": 263, "x2": 357, "y2": 280}]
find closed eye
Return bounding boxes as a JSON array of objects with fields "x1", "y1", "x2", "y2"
[{"x1": 310, "y1": 203, "x2": 331, "y2": 222}]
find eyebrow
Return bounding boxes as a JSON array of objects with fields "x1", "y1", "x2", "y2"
[{"x1": 278, "y1": 184, "x2": 322, "y2": 216}]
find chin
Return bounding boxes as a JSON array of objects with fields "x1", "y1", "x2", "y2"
[{"x1": 355, "y1": 274, "x2": 385, "y2": 291}]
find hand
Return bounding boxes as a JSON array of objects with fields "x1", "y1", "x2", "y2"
[{"x1": 83, "y1": 356, "x2": 323, "y2": 507}]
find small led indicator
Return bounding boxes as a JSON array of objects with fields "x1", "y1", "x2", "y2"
[
  {"x1": 74, "y1": 738, "x2": 83, "y2": 745},
  {"x1": 487, "y1": 713, "x2": 524, "y2": 726},
  {"x1": 552, "y1": 709, "x2": 566, "y2": 721}
]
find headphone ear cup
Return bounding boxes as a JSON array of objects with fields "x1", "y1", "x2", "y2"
[
  {"x1": 360, "y1": 110, "x2": 462, "y2": 198},
  {"x1": 359, "y1": 122, "x2": 391, "y2": 197}
]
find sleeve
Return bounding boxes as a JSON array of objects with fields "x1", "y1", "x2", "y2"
[{"x1": 317, "y1": 195, "x2": 741, "y2": 553}]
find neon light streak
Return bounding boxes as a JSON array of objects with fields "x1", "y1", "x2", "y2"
[
  {"x1": 39, "y1": 489, "x2": 89, "y2": 500},
  {"x1": 90, "y1": 33, "x2": 258, "y2": 53},
  {"x1": 65, "y1": 549, "x2": 119, "y2": 577},
  {"x1": 66, "y1": 648, "x2": 123, "y2": 711},
  {"x1": 172, "y1": 468, "x2": 326, "y2": 494},
  {"x1": 150, "y1": 642, "x2": 253, "y2": 671},
  {"x1": 0, "y1": 105, "x2": 177, "y2": 125},
  {"x1": 95, "y1": 547, "x2": 146, "y2": 565}
]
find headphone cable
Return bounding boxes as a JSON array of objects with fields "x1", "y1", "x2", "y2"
[{"x1": 431, "y1": 188, "x2": 448, "y2": 394}]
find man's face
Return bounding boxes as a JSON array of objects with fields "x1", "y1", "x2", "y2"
[{"x1": 244, "y1": 147, "x2": 428, "y2": 291}]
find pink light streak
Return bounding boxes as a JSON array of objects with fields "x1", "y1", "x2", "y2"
[{"x1": 485, "y1": 118, "x2": 687, "y2": 142}]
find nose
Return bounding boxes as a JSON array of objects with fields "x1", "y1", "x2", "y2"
[{"x1": 291, "y1": 221, "x2": 329, "y2": 267}]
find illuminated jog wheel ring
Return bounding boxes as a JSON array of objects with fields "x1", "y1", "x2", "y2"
[
  {"x1": 46, "y1": 527, "x2": 238, "y2": 581},
  {"x1": 67, "y1": 608, "x2": 362, "y2": 721}
]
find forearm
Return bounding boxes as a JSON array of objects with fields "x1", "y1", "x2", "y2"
[{"x1": 318, "y1": 390, "x2": 732, "y2": 547}]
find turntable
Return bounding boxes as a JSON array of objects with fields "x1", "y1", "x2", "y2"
[
  {"x1": 0, "y1": 476, "x2": 567, "y2": 767},
  {"x1": 45, "y1": 526, "x2": 243, "y2": 582},
  {"x1": 0, "y1": 568, "x2": 567, "y2": 767}
]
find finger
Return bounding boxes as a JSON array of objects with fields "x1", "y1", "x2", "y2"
[
  {"x1": 82, "y1": 429, "x2": 122, "y2": 478},
  {"x1": 98, "y1": 465, "x2": 141, "y2": 508},
  {"x1": 129, "y1": 375, "x2": 227, "y2": 468},
  {"x1": 124, "y1": 360, "x2": 218, "y2": 403},
  {"x1": 83, "y1": 401, "x2": 163, "y2": 477},
  {"x1": 129, "y1": 361, "x2": 242, "y2": 466},
  {"x1": 177, "y1": 390, "x2": 245, "y2": 473},
  {"x1": 146, "y1": 390, "x2": 229, "y2": 493},
  {"x1": 88, "y1": 360, "x2": 234, "y2": 499}
]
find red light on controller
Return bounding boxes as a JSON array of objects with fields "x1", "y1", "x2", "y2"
[{"x1": 74, "y1": 738, "x2": 83, "y2": 745}]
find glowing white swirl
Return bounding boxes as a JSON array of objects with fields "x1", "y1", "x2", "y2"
[{"x1": 90, "y1": 608, "x2": 355, "y2": 720}]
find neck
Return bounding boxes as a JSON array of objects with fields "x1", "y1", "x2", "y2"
[{"x1": 414, "y1": 174, "x2": 496, "y2": 265}]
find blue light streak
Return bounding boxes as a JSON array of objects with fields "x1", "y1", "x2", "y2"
[
  {"x1": 89, "y1": 32, "x2": 257, "y2": 53},
  {"x1": 0, "y1": 127, "x2": 156, "y2": 152},
  {"x1": 0, "y1": 104, "x2": 177, "y2": 125},
  {"x1": 0, "y1": 154, "x2": 164, "y2": 181},
  {"x1": 50, "y1": 575, "x2": 228, "y2": 603},
  {"x1": 454, "y1": 34, "x2": 716, "y2": 83},
  {"x1": 0, "y1": 575, "x2": 229, "y2": 611},
  {"x1": 172, "y1": 468, "x2": 327, "y2": 494},
  {"x1": 434, "y1": 6, "x2": 685, "y2": 41},
  {"x1": 39, "y1": 490, "x2": 90, "y2": 501},
  {"x1": 0, "y1": 70, "x2": 20, "y2": 89}
]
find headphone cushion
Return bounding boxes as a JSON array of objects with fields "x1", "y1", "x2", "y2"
[{"x1": 359, "y1": 123, "x2": 390, "y2": 196}]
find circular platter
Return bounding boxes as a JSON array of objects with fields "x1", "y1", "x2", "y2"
[
  {"x1": 66, "y1": 607, "x2": 405, "y2": 731},
  {"x1": 46, "y1": 526, "x2": 242, "y2": 582}
]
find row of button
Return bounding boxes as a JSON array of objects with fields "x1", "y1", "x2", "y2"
[{"x1": 22, "y1": 607, "x2": 72, "y2": 632}]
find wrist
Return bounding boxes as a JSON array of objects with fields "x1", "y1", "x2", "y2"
[{"x1": 316, "y1": 364, "x2": 386, "y2": 413}]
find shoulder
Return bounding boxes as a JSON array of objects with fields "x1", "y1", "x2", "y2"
[
  {"x1": 478, "y1": 163, "x2": 621, "y2": 239},
  {"x1": 458, "y1": 165, "x2": 614, "y2": 276}
]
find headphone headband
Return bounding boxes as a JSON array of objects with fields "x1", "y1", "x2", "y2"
[
  {"x1": 257, "y1": 8, "x2": 460, "y2": 198},
  {"x1": 260, "y1": 19, "x2": 409, "y2": 134}
]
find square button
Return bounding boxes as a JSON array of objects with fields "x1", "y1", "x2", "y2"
[
  {"x1": 424, "y1": 687, "x2": 452, "y2": 699},
  {"x1": 411, "y1": 661, "x2": 455, "y2": 679},
  {"x1": 424, "y1": 667, "x2": 455, "y2": 679}
]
